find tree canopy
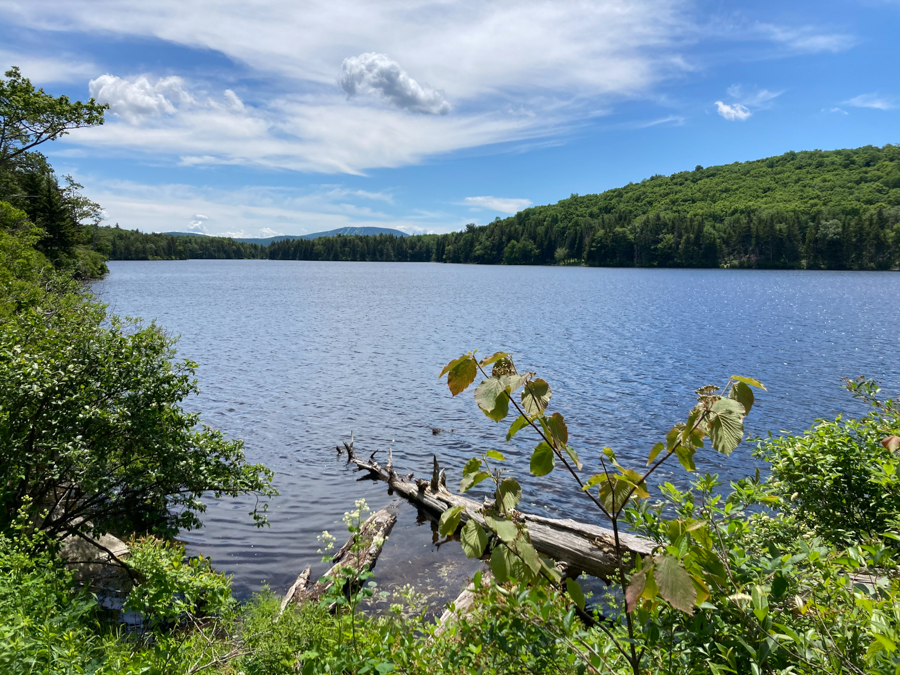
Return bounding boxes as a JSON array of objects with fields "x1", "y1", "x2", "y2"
[{"x1": 0, "y1": 67, "x2": 107, "y2": 168}]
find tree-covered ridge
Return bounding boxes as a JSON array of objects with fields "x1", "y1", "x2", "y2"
[
  {"x1": 94, "y1": 226, "x2": 266, "y2": 260},
  {"x1": 265, "y1": 144, "x2": 900, "y2": 270},
  {"x1": 102, "y1": 145, "x2": 900, "y2": 270}
]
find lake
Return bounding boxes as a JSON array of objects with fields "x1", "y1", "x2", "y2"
[{"x1": 93, "y1": 260, "x2": 900, "y2": 601}]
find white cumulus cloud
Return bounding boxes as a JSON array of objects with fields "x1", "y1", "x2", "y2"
[
  {"x1": 464, "y1": 196, "x2": 532, "y2": 213},
  {"x1": 89, "y1": 74, "x2": 194, "y2": 123},
  {"x1": 259, "y1": 227, "x2": 283, "y2": 238},
  {"x1": 714, "y1": 101, "x2": 751, "y2": 121},
  {"x1": 340, "y1": 53, "x2": 450, "y2": 115}
]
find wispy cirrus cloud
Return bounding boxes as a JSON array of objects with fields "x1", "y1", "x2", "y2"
[
  {"x1": 844, "y1": 92, "x2": 896, "y2": 110},
  {"x1": 464, "y1": 196, "x2": 532, "y2": 213},
  {"x1": 755, "y1": 23, "x2": 856, "y2": 53},
  {"x1": 0, "y1": 50, "x2": 97, "y2": 82}
]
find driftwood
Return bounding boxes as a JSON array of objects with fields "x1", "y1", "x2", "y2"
[
  {"x1": 336, "y1": 439, "x2": 654, "y2": 580},
  {"x1": 281, "y1": 506, "x2": 397, "y2": 615}
]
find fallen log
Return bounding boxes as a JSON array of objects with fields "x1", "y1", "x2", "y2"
[
  {"x1": 336, "y1": 440, "x2": 654, "y2": 580},
  {"x1": 281, "y1": 506, "x2": 397, "y2": 615}
]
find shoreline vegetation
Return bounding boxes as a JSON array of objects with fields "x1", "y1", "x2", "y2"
[
  {"x1": 99, "y1": 143, "x2": 900, "y2": 271},
  {"x1": 5, "y1": 67, "x2": 900, "y2": 673}
]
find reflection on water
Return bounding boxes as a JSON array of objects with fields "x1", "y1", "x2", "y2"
[{"x1": 93, "y1": 261, "x2": 900, "y2": 600}]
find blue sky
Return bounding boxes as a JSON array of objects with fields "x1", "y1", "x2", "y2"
[{"x1": 2, "y1": 0, "x2": 898, "y2": 237}]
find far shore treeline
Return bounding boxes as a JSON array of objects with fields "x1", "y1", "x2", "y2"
[{"x1": 100, "y1": 144, "x2": 900, "y2": 270}]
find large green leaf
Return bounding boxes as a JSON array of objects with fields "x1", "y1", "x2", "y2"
[
  {"x1": 460, "y1": 470, "x2": 491, "y2": 493},
  {"x1": 506, "y1": 414, "x2": 529, "y2": 442},
  {"x1": 598, "y1": 476, "x2": 633, "y2": 513},
  {"x1": 443, "y1": 356, "x2": 477, "y2": 396},
  {"x1": 460, "y1": 520, "x2": 489, "y2": 558},
  {"x1": 474, "y1": 376, "x2": 510, "y2": 422},
  {"x1": 515, "y1": 539, "x2": 542, "y2": 575},
  {"x1": 496, "y1": 477, "x2": 522, "y2": 512},
  {"x1": 563, "y1": 445, "x2": 583, "y2": 471},
  {"x1": 438, "y1": 505, "x2": 465, "y2": 536},
  {"x1": 462, "y1": 457, "x2": 482, "y2": 477},
  {"x1": 708, "y1": 397, "x2": 745, "y2": 455},
  {"x1": 484, "y1": 514, "x2": 519, "y2": 544},
  {"x1": 730, "y1": 381, "x2": 755, "y2": 416},
  {"x1": 530, "y1": 441, "x2": 555, "y2": 476},
  {"x1": 654, "y1": 555, "x2": 696, "y2": 614},
  {"x1": 565, "y1": 578, "x2": 586, "y2": 610},
  {"x1": 521, "y1": 379, "x2": 551, "y2": 415},
  {"x1": 502, "y1": 374, "x2": 529, "y2": 393},
  {"x1": 485, "y1": 449, "x2": 505, "y2": 461},
  {"x1": 490, "y1": 544, "x2": 510, "y2": 582}
]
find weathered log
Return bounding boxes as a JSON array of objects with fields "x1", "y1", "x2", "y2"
[
  {"x1": 337, "y1": 441, "x2": 654, "y2": 580},
  {"x1": 282, "y1": 506, "x2": 397, "y2": 613}
]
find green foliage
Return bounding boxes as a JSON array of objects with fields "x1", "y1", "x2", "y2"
[
  {"x1": 0, "y1": 67, "x2": 106, "y2": 168},
  {"x1": 0, "y1": 200, "x2": 52, "y2": 318},
  {"x1": 125, "y1": 537, "x2": 236, "y2": 628},
  {"x1": 758, "y1": 377, "x2": 900, "y2": 545},
  {"x1": 0, "y1": 289, "x2": 275, "y2": 542},
  {"x1": 96, "y1": 225, "x2": 266, "y2": 261},
  {"x1": 263, "y1": 144, "x2": 900, "y2": 270}
]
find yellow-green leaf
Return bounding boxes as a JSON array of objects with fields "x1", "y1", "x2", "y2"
[
  {"x1": 479, "y1": 352, "x2": 510, "y2": 367},
  {"x1": 732, "y1": 375, "x2": 766, "y2": 391},
  {"x1": 444, "y1": 356, "x2": 477, "y2": 396}
]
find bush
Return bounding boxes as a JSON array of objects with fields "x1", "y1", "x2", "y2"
[
  {"x1": 758, "y1": 378, "x2": 900, "y2": 544},
  {"x1": 0, "y1": 290, "x2": 275, "y2": 543},
  {"x1": 125, "y1": 538, "x2": 236, "y2": 629}
]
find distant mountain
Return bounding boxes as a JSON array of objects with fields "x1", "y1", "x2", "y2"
[{"x1": 158, "y1": 226, "x2": 408, "y2": 245}]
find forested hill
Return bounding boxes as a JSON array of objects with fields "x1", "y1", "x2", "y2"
[
  {"x1": 95, "y1": 226, "x2": 266, "y2": 260},
  {"x1": 267, "y1": 145, "x2": 900, "y2": 269},
  {"x1": 103, "y1": 144, "x2": 900, "y2": 269}
]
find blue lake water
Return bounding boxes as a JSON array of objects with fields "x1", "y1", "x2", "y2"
[{"x1": 93, "y1": 260, "x2": 900, "y2": 600}]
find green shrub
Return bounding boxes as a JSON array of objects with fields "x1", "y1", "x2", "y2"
[
  {"x1": 758, "y1": 379, "x2": 900, "y2": 544},
  {"x1": 125, "y1": 537, "x2": 236, "y2": 629},
  {"x1": 0, "y1": 291, "x2": 275, "y2": 542}
]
